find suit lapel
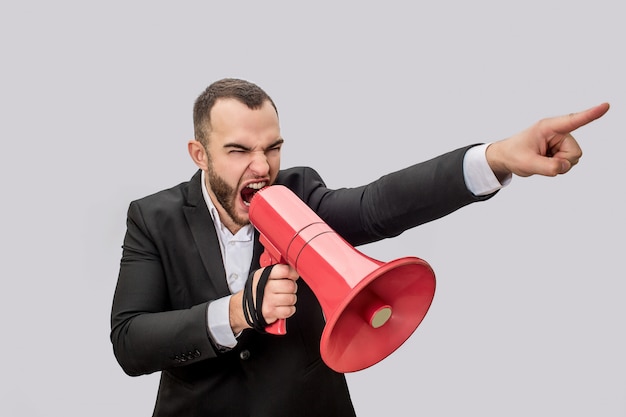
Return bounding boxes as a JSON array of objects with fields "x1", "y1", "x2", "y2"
[
  {"x1": 251, "y1": 230, "x2": 263, "y2": 271},
  {"x1": 182, "y1": 170, "x2": 231, "y2": 297}
]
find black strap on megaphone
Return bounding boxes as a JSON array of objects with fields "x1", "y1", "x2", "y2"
[{"x1": 242, "y1": 264, "x2": 275, "y2": 333}]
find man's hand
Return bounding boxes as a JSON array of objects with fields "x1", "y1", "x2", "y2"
[
  {"x1": 486, "y1": 103, "x2": 610, "y2": 180},
  {"x1": 230, "y1": 264, "x2": 299, "y2": 334}
]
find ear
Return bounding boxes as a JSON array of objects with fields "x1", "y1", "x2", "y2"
[{"x1": 188, "y1": 140, "x2": 209, "y2": 171}]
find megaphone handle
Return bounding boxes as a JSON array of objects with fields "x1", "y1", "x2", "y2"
[
  {"x1": 259, "y1": 249, "x2": 287, "y2": 336},
  {"x1": 265, "y1": 316, "x2": 287, "y2": 335}
]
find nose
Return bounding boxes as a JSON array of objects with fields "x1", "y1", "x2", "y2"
[{"x1": 249, "y1": 151, "x2": 270, "y2": 177}]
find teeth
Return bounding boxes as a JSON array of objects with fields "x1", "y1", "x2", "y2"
[{"x1": 246, "y1": 182, "x2": 266, "y2": 190}]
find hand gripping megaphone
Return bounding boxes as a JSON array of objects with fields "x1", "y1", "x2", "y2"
[{"x1": 248, "y1": 185, "x2": 436, "y2": 373}]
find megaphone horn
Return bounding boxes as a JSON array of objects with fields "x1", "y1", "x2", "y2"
[{"x1": 249, "y1": 185, "x2": 436, "y2": 373}]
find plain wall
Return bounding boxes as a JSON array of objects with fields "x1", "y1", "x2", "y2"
[{"x1": 1, "y1": 1, "x2": 623, "y2": 416}]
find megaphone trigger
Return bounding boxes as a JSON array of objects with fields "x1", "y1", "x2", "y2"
[{"x1": 255, "y1": 232, "x2": 289, "y2": 336}]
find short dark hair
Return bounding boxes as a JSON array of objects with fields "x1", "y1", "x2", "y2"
[{"x1": 193, "y1": 78, "x2": 278, "y2": 145}]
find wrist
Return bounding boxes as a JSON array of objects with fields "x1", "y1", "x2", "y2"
[
  {"x1": 485, "y1": 142, "x2": 511, "y2": 182},
  {"x1": 229, "y1": 292, "x2": 249, "y2": 334}
]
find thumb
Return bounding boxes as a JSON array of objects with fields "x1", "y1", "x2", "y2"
[{"x1": 528, "y1": 155, "x2": 571, "y2": 177}]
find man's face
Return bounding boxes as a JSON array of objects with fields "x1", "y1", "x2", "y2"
[{"x1": 203, "y1": 98, "x2": 282, "y2": 233}]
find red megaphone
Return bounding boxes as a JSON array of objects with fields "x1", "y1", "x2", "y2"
[{"x1": 248, "y1": 185, "x2": 436, "y2": 373}]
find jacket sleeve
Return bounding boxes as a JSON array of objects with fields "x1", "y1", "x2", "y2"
[
  {"x1": 110, "y1": 201, "x2": 217, "y2": 376},
  {"x1": 301, "y1": 145, "x2": 496, "y2": 246}
]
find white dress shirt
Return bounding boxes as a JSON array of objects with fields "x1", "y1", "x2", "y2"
[{"x1": 203, "y1": 144, "x2": 511, "y2": 348}]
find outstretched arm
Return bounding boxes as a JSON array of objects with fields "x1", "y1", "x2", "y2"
[{"x1": 486, "y1": 103, "x2": 610, "y2": 180}]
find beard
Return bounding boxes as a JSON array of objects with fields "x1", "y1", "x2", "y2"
[{"x1": 206, "y1": 160, "x2": 249, "y2": 228}]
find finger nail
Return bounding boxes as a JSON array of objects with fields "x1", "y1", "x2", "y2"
[{"x1": 561, "y1": 161, "x2": 570, "y2": 172}]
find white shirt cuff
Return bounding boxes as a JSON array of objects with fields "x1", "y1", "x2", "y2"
[
  {"x1": 463, "y1": 143, "x2": 512, "y2": 196},
  {"x1": 207, "y1": 296, "x2": 238, "y2": 349}
]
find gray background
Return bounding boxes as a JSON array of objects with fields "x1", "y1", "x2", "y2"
[{"x1": 1, "y1": 1, "x2": 624, "y2": 416}]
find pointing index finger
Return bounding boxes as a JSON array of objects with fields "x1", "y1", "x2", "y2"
[{"x1": 553, "y1": 102, "x2": 610, "y2": 134}]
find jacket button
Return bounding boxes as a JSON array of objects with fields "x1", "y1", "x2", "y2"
[{"x1": 239, "y1": 349, "x2": 251, "y2": 360}]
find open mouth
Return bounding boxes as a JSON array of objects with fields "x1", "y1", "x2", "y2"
[{"x1": 241, "y1": 181, "x2": 267, "y2": 206}]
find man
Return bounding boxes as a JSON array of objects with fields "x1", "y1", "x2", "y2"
[{"x1": 110, "y1": 78, "x2": 609, "y2": 416}]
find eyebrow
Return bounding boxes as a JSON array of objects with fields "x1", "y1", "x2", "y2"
[{"x1": 223, "y1": 138, "x2": 284, "y2": 151}]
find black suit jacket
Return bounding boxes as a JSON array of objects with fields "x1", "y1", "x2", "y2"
[{"x1": 111, "y1": 146, "x2": 493, "y2": 417}]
